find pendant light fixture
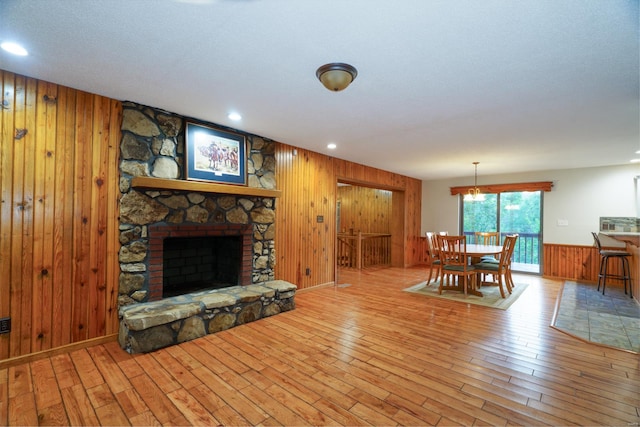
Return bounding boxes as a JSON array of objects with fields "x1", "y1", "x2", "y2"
[
  {"x1": 316, "y1": 63, "x2": 358, "y2": 92},
  {"x1": 464, "y1": 162, "x2": 486, "y2": 201}
]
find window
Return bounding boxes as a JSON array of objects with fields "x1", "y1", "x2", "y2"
[{"x1": 461, "y1": 191, "x2": 542, "y2": 274}]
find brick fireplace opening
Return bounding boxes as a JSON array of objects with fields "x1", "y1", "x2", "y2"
[
  {"x1": 162, "y1": 235, "x2": 242, "y2": 298},
  {"x1": 148, "y1": 223, "x2": 253, "y2": 301}
]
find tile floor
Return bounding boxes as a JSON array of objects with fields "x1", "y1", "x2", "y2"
[{"x1": 553, "y1": 281, "x2": 640, "y2": 353}]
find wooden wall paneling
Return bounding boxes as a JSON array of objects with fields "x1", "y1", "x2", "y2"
[
  {"x1": 298, "y1": 150, "x2": 309, "y2": 285},
  {"x1": 296, "y1": 148, "x2": 307, "y2": 286},
  {"x1": 7, "y1": 73, "x2": 24, "y2": 358},
  {"x1": 89, "y1": 95, "x2": 109, "y2": 338},
  {"x1": 275, "y1": 145, "x2": 422, "y2": 289},
  {"x1": 18, "y1": 75, "x2": 37, "y2": 357},
  {"x1": 0, "y1": 73, "x2": 15, "y2": 359},
  {"x1": 275, "y1": 145, "x2": 338, "y2": 289},
  {"x1": 104, "y1": 100, "x2": 122, "y2": 335},
  {"x1": 273, "y1": 145, "x2": 295, "y2": 284},
  {"x1": 541, "y1": 243, "x2": 628, "y2": 285},
  {"x1": 31, "y1": 80, "x2": 58, "y2": 352},
  {"x1": 32, "y1": 80, "x2": 42, "y2": 352},
  {"x1": 52, "y1": 85, "x2": 76, "y2": 349},
  {"x1": 31, "y1": 80, "x2": 43, "y2": 353},
  {"x1": 72, "y1": 90, "x2": 92, "y2": 343},
  {"x1": 306, "y1": 150, "x2": 333, "y2": 287},
  {"x1": 337, "y1": 186, "x2": 392, "y2": 234},
  {"x1": 0, "y1": 72, "x2": 124, "y2": 358},
  {"x1": 391, "y1": 191, "x2": 404, "y2": 267},
  {"x1": 42, "y1": 82, "x2": 59, "y2": 351},
  {"x1": 300, "y1": 150, "x2": 314, "y2": 283},
  {"x1": 317, "y1": 152, "x2": 334, "y2": 282},
  {"x1": 404, "y1": 178, "x2": 423, "y2": 266},
  {"x1": 307, "y1": 152, "x2": 317, "y2": 283}
]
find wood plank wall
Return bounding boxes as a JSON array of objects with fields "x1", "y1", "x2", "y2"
[
  {"x1": 337, "y1": 186, "x2": 392, "y2": 234},
  {"x1": 274, "y1": 144, "x2": 423, "y2": 289},
  {"x1": 0, "y1": 71, "x2": 121, "y2": 359}
]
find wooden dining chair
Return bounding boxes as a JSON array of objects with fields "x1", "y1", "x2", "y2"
[
  {"x1": 437, "y1": 235, "x2": 477, "y2": 296},
  {"x1": 473, "y1": 234, "x2": 518, "y2": 298},
  {"x1": 425, "y1": 232, "x2": 441, "y2": 286},
  {"x1": 474, "y1": 231, "x2": 500, "y2": 262},
  {"x1": 474, "y1": 231, "x2": 499, "y2": 245}
]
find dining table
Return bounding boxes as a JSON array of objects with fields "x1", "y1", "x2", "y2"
[{"x1": 466, "y1": 244, "x2": 503, "y2": 258}]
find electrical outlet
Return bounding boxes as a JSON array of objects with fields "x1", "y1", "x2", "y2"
[
  {"x1": 305, "y1": 268, "x2": 311, "y2": 276},
  {"x1": 0, "y1": 317, "x2": 11, "y2": 334}
]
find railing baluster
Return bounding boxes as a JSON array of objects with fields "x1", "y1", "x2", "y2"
[{"x1": 337, "y1": 233, "x2": 392, "y2": 269}]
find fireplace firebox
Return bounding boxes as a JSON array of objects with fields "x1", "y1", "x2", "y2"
[
  {"x1": 162, "y1": 235, "x2": 242, "y2": 298},
  {"x1": 148, "y1": 224, "x2": 253, "y2": 301}
]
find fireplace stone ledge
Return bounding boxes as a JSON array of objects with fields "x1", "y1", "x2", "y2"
[{"x1": 118, "y1": 280, "x2": 296, "y2": 354}]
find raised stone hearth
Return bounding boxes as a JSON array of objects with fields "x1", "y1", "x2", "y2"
[{"x1": 119, "y1": 280, "x2": 296, "y2": 353}]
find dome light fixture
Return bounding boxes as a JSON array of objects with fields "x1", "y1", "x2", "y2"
[{"x1": 316, "y1": 63, "x2": 357, "y2": 92}]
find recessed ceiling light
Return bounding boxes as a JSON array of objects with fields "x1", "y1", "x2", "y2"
[
  {"x1": 327, "y1": 143, "x2": 337, "y2": 149},
  {"x1": 1, "y1": 42, "x2": 28, "y2": 56},
  {"x1": 228, "y1": 112, "x2": 241, "y2": 121}
]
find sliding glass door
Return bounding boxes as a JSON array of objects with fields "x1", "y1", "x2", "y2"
[{"x1": 461, "y1": 191, "x2": 542, "y2": 274}]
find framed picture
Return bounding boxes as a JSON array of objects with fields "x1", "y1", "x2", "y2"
[{"x1": 185, "y1": 122, "x2": 247, "y2": 185}]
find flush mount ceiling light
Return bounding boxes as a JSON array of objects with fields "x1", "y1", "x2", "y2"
[
  {"x1": 464, "y1": 162, "x2": 486, "y2": 202},
  {"x1": 316, "y1": 63, "x2": 357, "y2": 92}
]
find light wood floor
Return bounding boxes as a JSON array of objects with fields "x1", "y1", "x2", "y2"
[{"x1": 1, "y1": 266, "x2": 639, "y2": 426}]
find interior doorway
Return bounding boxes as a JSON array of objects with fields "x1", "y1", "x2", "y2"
[{"x1": 336, "y1": 180, "x2": 405, "y2": 275}]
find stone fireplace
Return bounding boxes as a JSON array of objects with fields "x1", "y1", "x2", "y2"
[
  {"x1": 116, "y1": 103, "x2": 296, "y2": 354},
  {"x1": 117, "y1": 102, "x2": 279, "y2": 306}
]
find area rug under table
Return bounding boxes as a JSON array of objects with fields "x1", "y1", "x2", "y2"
[
  {"x1": 551, "y1": 281, "x2": 640, "y2": 353},
  {"x1": 403, "y1": 280, "x2": 528, "y2": 310}
]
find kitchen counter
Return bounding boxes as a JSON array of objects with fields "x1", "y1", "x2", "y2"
[{"x1": 604, "y1": 232, "x2": 640, "y2": 247}]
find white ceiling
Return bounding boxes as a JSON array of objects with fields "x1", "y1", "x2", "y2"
[{"x1": 1, "y1": 0, "x2": 638, "y2": 180}]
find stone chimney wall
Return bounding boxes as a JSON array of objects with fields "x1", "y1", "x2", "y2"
[{"x1": 117, "y1": 102, "x2": 277, "y2": 307}]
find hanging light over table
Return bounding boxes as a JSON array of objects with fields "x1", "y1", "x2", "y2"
[{"x1": 464, "y1": 162, "x2": 486, "y2": 201}]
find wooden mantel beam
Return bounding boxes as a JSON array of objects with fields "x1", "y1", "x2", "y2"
[{"x1": 131, "y1": 176, "x2": 282, "y2": 198}]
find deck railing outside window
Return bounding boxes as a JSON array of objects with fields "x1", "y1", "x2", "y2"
[{"x1": 464, "y1": 231, "x2": 540, "y2": 265}]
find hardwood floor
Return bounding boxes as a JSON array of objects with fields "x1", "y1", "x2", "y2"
[{"x1": 1, "y1": 266, "x2": 639, "y2": 426}]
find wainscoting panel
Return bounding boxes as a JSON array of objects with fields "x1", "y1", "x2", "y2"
[{"x1": 542, "y1": 243, "x2": 631, "y2": 285}]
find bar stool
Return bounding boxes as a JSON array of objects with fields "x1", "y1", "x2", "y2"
[{"x1": 591, "y1": 232, "x2": 633, "y2": 298}]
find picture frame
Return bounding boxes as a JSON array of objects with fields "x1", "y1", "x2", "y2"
[{"x1": 185, "y1": 122, "x2": 247, "y2": 185}]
